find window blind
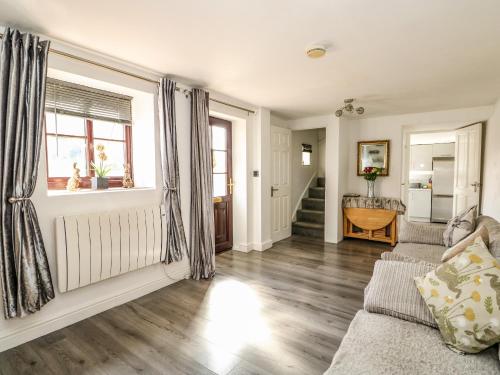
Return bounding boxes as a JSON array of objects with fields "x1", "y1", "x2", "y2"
[{"x1": 45, "y1": 78, "x2": 133, "y2": 124}]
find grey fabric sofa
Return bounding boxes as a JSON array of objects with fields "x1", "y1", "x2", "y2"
[{"x1": 325, "y1": 215, "x2": 500, "y2": 375}]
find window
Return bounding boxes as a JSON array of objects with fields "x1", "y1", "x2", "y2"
[
  {"x1": 44, "y1": 79, "x2": 133, "y2": 189},
  {"x1": 209, "y1": 118, "x2": 232, "y2": 198},
  {"x1": 302, "y1": 143, "x2": 312, "y2": 166}
]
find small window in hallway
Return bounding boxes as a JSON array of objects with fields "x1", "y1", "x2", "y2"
[{"x1": 302, "y1": 143, "x2": 312, "y2": 166}]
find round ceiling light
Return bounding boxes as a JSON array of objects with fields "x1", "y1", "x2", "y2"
[{"x1": 306, "y1": 45, "x2": 327, "y2": 58}]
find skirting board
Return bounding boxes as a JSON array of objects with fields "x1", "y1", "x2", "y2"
[
  {"x1": 0, "y1": 266, "x2": 189, "y2": 352},
  {"x1": 253, "y1": 239, "x2": 273, "y2": 251},
  {"x1": 232, "y1": 242, "x2": 252, "y2": 253}
]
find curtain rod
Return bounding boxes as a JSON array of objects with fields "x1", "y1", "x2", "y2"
[{"x1": 0, "y1": 32, "x2": 255, "y2": 115}]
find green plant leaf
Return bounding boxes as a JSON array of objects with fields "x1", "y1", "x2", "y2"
[
  {"x1": 429, "y1": 278, "x2": 440, "y2": 287},
  {"x1": 457, "y1": 275, "x2": 470, "y2": 283},
  {"x1": 484, "y1": 296, "x2": 493, "y2": 314}
]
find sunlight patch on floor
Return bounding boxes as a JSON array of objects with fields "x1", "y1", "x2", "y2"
[{"x1": 203, "y1": 279, "x2": 272, "y2": 354}]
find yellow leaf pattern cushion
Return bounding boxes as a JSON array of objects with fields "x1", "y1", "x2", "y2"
[{"x1": 414, "y1": 237, "x2": 500, "y2": 353}]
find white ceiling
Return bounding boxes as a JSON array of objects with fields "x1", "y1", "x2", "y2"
[{"x1": 1, "y1": 0, "x2": 500, "y2": 119}]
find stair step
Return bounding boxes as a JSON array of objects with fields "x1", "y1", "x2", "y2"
[
  {"x1": 317, "y1": 177, "x2": 325, "y2": 188},
  {"x1": 302, "y1": 197, "x2": 325, "y2": 211},
  {"x1": 297, "y1": 209, "x2": 325, "y2": 224},
  {"x1": 292, "y1": 221, "x2": 324, "y2": 238},
  {"x1": 293, "y1": 221, "x2": 324, "y2": 229},
  {"x1": 309, "y1": 186, "x2": 325, "y2": 199}
]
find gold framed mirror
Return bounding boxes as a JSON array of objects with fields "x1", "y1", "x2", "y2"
[{"x1": 357, "y1": 140, "x2": 390, "y2": 176}]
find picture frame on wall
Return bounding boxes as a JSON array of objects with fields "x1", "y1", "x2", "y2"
[{"x1": 357, "y1": 140, "x2": 390, "y2": 176}]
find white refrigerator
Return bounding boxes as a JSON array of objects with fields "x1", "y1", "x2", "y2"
[{"x1": 431, "y1": 158, "x2": 454, "y2": 223}]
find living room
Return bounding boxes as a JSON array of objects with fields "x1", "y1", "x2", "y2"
[{"x1": 0, "y1": 1, "x2": 499, "y2": 374}]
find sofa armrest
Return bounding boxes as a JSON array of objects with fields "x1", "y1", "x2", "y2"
[{"x1": 399, "y1": 219, "x2": 446, "y2": 246}]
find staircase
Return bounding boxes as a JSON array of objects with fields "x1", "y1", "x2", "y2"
[{"x1": 292, "y1": 177, "x2": 325, "y2": 238}]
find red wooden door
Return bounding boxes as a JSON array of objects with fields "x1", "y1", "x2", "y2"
[{"x1": 210, "y1": 116, "x2": 233, "y2": 253}]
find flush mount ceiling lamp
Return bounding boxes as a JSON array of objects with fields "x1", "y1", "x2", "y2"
[
  {"x1": 335, "y1": 98, "x2": 365, "y2": 117},
  {"x1": 306, "y1": 44, "x2": 327, "y2": 58}
]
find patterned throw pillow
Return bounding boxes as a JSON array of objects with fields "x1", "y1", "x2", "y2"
[
  {"x1": 443, "y1": 206, "x2": 477, "y2": 247},
  {"x1": 415, "y1": 237, "x2": 500, "y2": 353},
  {"x1": 441, "y1": 225, "x2": 489, "y2": 262}
]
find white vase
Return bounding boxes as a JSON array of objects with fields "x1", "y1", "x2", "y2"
[{"x1": 367, "y1": 180, "x2": 375, "y2": 198}]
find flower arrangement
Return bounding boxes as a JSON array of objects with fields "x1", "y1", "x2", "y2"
[
  {"x1": 91, "y1": 144, "x2": 112, "y2": 178},
  {"x1": 363, "y1": 166, "x2": 381, "y2": 181},
  {"x1": 363, "y1": 166, "x2": 381, "y2": 198},
  {"x1": 90, "y1": 144, "x2": 112, "y2": 190}
]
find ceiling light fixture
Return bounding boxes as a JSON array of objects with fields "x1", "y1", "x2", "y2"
[
  {"x1": 306, "y1": 45, "x2": 327, "y2": 59},
  {"x1": 335, "y1": 98, "x2": 365, "y2": 117}
]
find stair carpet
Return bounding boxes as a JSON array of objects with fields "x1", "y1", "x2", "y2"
[{"x1": 292, "y1": 177, "x2": 325, "y2": 238}]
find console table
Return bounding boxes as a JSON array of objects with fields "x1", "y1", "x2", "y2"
[{"x1": 342, "y1": 196, "x2": 406, "y2": 246}]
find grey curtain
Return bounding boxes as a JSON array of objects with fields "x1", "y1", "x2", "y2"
[
  {"x1": 190, "y1": 89, "x2": 215, "y2": 280},
  {"x1": 159, "y1": 78, "x2": 187, "y2": 263},
  {"x1": 0, "y1": 28, "x2": 54, "y2": 319}
]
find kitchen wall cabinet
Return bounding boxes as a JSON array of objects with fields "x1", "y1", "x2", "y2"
[
  {"x1": 432, "y1": 142, "x2": 455, "y2": 158},
  {"x1": 410, "y1": 144, "x2": 433, "y2": 171}
]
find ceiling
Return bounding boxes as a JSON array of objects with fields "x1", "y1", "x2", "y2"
[{"x1": 1, "y1": 0, "x2": 500, "y2": 119}]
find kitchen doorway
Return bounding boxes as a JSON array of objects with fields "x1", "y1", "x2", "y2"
[{"x1": 402, "y1": 123, "x2": 483, "y2": 223}]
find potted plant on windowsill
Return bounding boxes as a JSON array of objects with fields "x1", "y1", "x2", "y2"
[
  {"x1": 91, "y1": 144, "x2": 112, "y2": 190},
  {"x1": 363, "y1": 166, "x2": 381, "y2": 198}
]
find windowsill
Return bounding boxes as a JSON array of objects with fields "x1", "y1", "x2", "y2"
[{"x1": 47, "y1": 186, "x2": 155, "y2": 197}]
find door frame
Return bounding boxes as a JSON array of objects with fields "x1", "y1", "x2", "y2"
[
  {"x1": 401, "y1": 123, "x2": 484, "y2": 220},
  {"x1": 453, "y1": 122, "x2": 484, "y2": 215},
  {"x1": 270, "y1": 125, "x2": 292, "y2": 243},
  {"x1": 209, "y1": 116, "x2": 233, "y2": 252},
  {"x1": 402, "y1": 129, "x2": 455, "y2": 220}
]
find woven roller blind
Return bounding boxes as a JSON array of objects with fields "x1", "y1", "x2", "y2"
[{"x1": 45, "y1": 78, "x2": 133, "y2": 124}]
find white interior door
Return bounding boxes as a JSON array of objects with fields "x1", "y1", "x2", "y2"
[
  {"x1": 271, "y1": 126, "x2": 291, "y2": 242},
  {"x1": 453, "y1": 123, "x2": 482, "y2": 215}
]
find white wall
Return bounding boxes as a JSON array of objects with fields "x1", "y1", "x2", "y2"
[
  {"x1": 0, "y1": 35, "x2": 266, "y2": 351},
  {"x1": 273, "y1": 106, "x2": 497, "y2": 244},
  {"x1": 344, "y1": 106, "x2": 494, "y2": 199},
  {"x1": 318, "y1": 128, "x2": 326, "y2": 178},
  {"x1": 0, "y1": 45, "x2": 192, "y2": 351},
  {"x1": 482, "y1": 99, "x2": 500, "y2": 220},
  {"x1": 291, "y1": 129, "x2": 319, "y2": 213},
  {"x1": 252, "y1": 109, "x2": 273, "y2": 250}
]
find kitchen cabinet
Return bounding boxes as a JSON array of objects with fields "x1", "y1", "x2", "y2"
[
  {"x1": 432, "y1": 143, "x2": 455, "y2": 158},
  {"x1": 408, "y1": 189, "x2": 432, "y2": 222},
  {"x1": 410, "y1": 145, "x2": 433, "y2": 171}
]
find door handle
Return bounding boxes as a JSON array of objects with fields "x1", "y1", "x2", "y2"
[
  {"x1": 228, "y1": 178, "x2": 234, "y2": 195},
  {"x1": 271, "y1": 187, "x2": 279, "y2": 197},
  {"x1": 470, "y1": 182, "x2": 481, "y2": 193}
]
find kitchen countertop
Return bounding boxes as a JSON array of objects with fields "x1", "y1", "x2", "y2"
[{"x1": 408, "y1": 188, "x2": 432, "y2": 191}]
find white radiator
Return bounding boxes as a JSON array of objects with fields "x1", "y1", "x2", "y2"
[{"x1": 55, "y1": 205, "x2": 166, "y2": 293}]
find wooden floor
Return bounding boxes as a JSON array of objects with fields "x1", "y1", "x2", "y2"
[{"x1": 0, "y1": 237, "x2": 389, "y2": 375}]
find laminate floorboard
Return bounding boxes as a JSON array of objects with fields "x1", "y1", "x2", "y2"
[{"x1": 0, "y1": 237, "x2": 388, "y2": 375}]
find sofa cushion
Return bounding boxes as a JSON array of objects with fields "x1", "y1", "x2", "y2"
[
  {"x1": 364, "y1": 260, "x2": 438, "y2": 328},
  {"x1": 393, "y1": 242, "x2": 446, "y2": 264},
  {"x1": 415, "y1": 237, "x2": 500, "y2": 354},
  {"x1": 325, "y1": 310, "x2": 500, "y2": 375},
  {"x1": 443, "y1": 205, "x2": 477, "y2": 247},
  {"x1": 381, "y1": 251, "x2": 437, "y2": 265},
  {"x1": 441, "y1": 225, "x2": 489, "y2": 262},
  {"x1": 477, "y1": 215, "x2": 500, "y2": 260},
  {"x1": 399, "y1": 218, "x2": 446, "y2": 246}
]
